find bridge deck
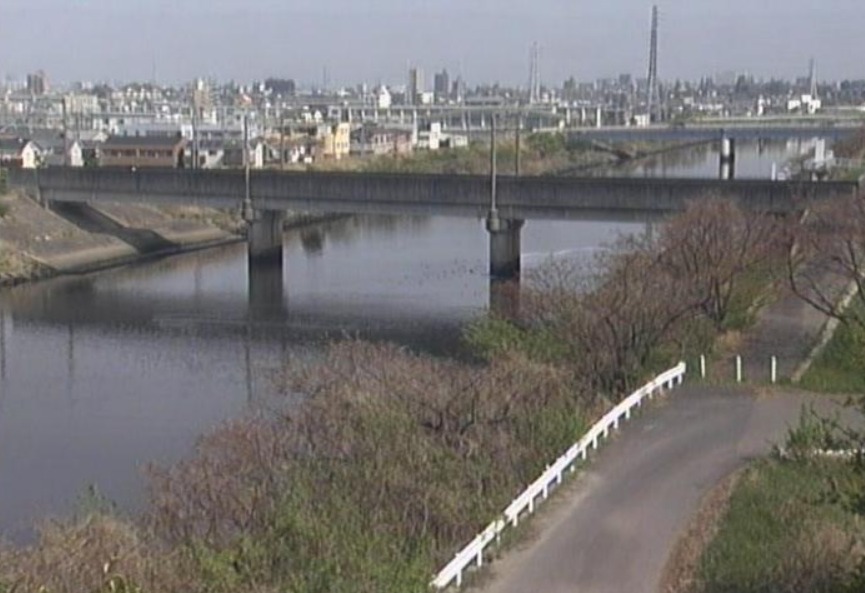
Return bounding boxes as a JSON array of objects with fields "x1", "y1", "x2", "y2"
[{"x1": 9, "y1": 167, "x2": 859, "y2": 222}]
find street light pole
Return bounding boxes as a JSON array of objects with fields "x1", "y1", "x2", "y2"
[
  {"x1": 515, "y1": 111, "x2": 522, "y2": 177},
  {"x1": 242, "y1": 112, "x2": 253, "y2": 222},
  {"x1": 490, "y1": 112, "x2": 497, "y2": 213}
]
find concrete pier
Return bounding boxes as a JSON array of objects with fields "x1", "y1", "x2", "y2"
[
  {"x1": 248, "y1": 210, "x2": 285, "y2": 262},
  {"x1": 487, "y1": 213, "x2": 524, "y2": 279}
]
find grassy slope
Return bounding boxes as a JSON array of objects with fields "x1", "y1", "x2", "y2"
[
  {"x1": 696, "y1": 459, "x2": 863, "y2": 593},
  {"x1": 801, "y1": 303, "x2": 865, "y2": 394}
]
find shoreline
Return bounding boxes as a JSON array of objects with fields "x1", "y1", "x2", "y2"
[{"x1": 0, "y1": 209, "x2": 349, "y2": 289}]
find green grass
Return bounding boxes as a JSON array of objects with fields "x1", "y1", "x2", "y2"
[
  {"x1": 801, "y1": 306, "x2": 865, "y2": 394},
  {"x1": 697, "y1": 459, "x2": 863, "y2": 593}
]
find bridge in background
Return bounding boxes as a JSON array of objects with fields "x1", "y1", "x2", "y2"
[
  {"x1": 569, "y1": 122, "x2": 861, "y2": 143},
  {"x1": 9, "y1": 166, "x2": 860, "y2": 279}
]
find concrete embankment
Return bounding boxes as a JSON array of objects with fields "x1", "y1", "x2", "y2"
[{"x1": 0, "y1": 191, "x2": 242, "y2": 284}]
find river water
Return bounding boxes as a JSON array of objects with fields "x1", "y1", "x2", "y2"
[{"x1": 0, "y1": 138, "x2": 824, "y2": 540}]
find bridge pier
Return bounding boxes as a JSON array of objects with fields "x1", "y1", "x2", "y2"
[
  {"x1": 487, "y1": 213, "x2": 524, "y2": 279},
  {"x1": 247, "y1": 209, "x2": 285, "y2": 263}
]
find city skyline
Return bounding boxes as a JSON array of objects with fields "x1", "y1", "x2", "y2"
[{"x1": 2, "y1": 0, "x2": 863, "y2": 86}]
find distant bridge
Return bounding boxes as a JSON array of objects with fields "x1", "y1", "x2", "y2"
[
  {"x1": 569, "y1": 122, "x2": 862, "y2": 144},
  {"x1": 8, "y1": 167, "x2": 859, "y2": 279}
]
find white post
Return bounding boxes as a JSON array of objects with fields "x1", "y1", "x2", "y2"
[
  {"x1": 771, "y1": 356, "x2": 778, "y2": 384},
  {"x1": 700, "y1": 355, "x2": 706, "y2": 379},
  {"x1": 736, "y1": 356, "x2": 743, "y2": 383}
]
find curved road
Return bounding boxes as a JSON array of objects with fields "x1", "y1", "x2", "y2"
[{"x1": 481, "y1": 386, "x2": 839, "y2": 593}]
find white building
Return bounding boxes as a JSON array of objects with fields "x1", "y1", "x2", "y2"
[
  {"x1": 377, "y1": 86, "x2": 392, "y2": 109},
  {"x1": 0, "y1": 138, "x2": 41, "y2": 168}
]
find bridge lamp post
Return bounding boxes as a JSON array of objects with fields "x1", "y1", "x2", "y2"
[
  {"x1": 486, "y1": 111, "x2": 524, "y2": 280},
  {"x1": 490, "y1": 112, "x2": 498, "y2": 215},
  {"x1": 242, "y1": 112, "x2": 254, "y2": 222}
]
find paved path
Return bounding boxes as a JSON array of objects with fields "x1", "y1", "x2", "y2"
[
  {"x1": 481, "y1": 387, "x2": 843, "y2": 593},
  {"x1": 479, "y1": 266, "x2": 855, "y2": 593}
]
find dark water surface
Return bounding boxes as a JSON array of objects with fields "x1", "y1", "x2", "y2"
[
  {"x1": 0, "y1": 215, "x2": 638, "y2": 540},
  {"x1": 0, "y1": 138, "x2": 822, "y2": 540}
]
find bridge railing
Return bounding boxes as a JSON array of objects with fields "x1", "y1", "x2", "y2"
[{"x1": 430, "y1": 362, "x2": 687, "y2": 590}]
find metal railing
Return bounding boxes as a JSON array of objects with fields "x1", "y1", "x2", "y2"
[{"x1": 431, "y1": 362, "x2": 687, "y2": 590}]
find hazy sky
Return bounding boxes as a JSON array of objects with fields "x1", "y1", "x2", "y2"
[{"x1": 2, "y1": 0, "x2": 862, "y2": 86}]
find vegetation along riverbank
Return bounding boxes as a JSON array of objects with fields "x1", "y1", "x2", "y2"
[
  {"x1": 0, "y1": 195, "x2": 793, "y2": 593},
  {"x1": 664, "y1": 189, "x2": 865, "y2": 593}
]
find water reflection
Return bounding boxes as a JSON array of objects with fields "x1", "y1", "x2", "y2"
[
  {"x1": 597, "y1": 138, "x2": 828, "y2": 179},
  {"x1": 0, "y1": 214, "x2": 638, "y2": 541},
  {"x1": 0, "y1": 137, "x2": 822, "y2": 541}
]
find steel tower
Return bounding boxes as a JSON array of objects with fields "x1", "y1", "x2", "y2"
[
  {"x1": 528, "y1": 42, "x2": 541, "y2": 104},
  {"x1": 646, "y1": 5, "x2": 660, "y2": 122}
]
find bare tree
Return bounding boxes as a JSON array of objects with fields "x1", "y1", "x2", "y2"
[
  {"x1": 521, "y1": 235, "x2": 697, "y2": 396},
  {"x1": 787, "y1": 195, "x2": 865, "y2": 332},
  {"x1": 659, "y1": 198, "x2": 783, "y2": 330}
]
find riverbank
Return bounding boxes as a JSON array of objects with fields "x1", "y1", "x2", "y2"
[
  {"x1": 0, "y1": 191, "x2": 344, "y2": 287},
  {"x1": 0, "y1": 198, "x2": 793, "y2": 593},
  {"x1": 0, "y1": 191, "x2": 240, "y2": 285}
]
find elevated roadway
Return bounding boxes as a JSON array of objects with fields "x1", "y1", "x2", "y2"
[{"x1": 8, "y1": 167, "x2": 859, "y2": 279}]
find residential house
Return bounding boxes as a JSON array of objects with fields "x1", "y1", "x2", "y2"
[
  {"x1": 221, "y1": 139, "x2": 265, "y2": 169},
  {"x1": 440, "y1": 133, "x2": 469, "y2": 149},
  {"x1": 266, "y1": 137, "x2": 317, "y2": 166},
  {"x1": 99, "y1": 135, "x2": 187, "y2": 168},
  {"x1": 350, "y1": 126, "x2": 413, "y2": 156},
  {"x1": 319, "y1": 123, "x2": 351, "y2": 160},
  {"x1": 188, "y1": 139, "x2": 226, "y2": 169},
  {"x1": 0, "y1": 137, "x2": 42, "y2": 168},
  {"x1": 417, "y1": 122, "x2": 443, "y2": 151},
  {"x1": 31, "y1": 132, "x2": 85, "y2": 167}
]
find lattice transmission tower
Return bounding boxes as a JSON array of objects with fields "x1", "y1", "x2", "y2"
[
  {"x1": 528, "y1": 42, "x2": 541, "y2": 104},
  {"x1": 646, "y1": 5, "x2": 660, "y2": 122}
]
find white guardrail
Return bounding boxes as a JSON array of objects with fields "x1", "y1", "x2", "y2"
[{"x1": 430, "y1": 362, "x2": 687, "y2": 590}]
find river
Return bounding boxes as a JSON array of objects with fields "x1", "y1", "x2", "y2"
[{"x1": 0, "y1": 137, "x2": 825, "y2": 540}]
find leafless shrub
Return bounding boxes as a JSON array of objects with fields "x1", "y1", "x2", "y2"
[
  {"x1": 143, "y1": 340, "x2": 589, "y2": 583},
  {"x1": 0, "y1": 515, "x2": 195, "y2": 593},
  {"x1": 147, "y1": 415, "x2": 296, "y2": 548}
]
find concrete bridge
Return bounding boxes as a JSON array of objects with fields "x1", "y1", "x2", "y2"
[
  {"x1": 569, "y1": 122, "x2": 861, "y2": 143},
  {"x1": 8, "y1": 166, "x2": 859, "y2": 279}
]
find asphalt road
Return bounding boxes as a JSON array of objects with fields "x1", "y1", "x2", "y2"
[{"x1": 481, "y1": 386, "x2": 839, "y2": 593}]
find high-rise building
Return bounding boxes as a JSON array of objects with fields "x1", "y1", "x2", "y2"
[
  {"x1": 433, "y1": 69, "x2": 450, "y2": 103},
  {"x1": 407, "y1": 67, "x2": 424, "y2": 105},
  {"x1": 26, "y1": 70, "x2": 48, "y2": 96}
]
